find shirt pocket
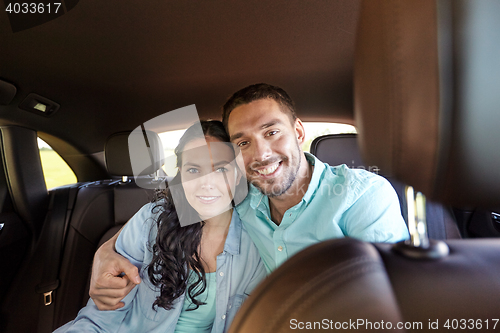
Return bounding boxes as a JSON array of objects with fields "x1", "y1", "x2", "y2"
[
  {"x1": 137, "y1": 280, "x2": 168, "y2": 322},
  {"x1": 225, "y1": 294, "x2": 247, "y2": 326}
]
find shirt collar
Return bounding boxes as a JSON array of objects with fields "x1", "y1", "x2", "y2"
[
  {"x1": 222, "y1": 209, "x2": 241, "y2": 255},
  {"x1": 301, "y1": 152, "x2": 324, "y2": 203},
  {"x1": 247, "y1": 152, "x2": 324, "y2": 209}
]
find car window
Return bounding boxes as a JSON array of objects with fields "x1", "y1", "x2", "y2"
[
  {"x1": 158, "y1": 129, "x2": 187, "y2": 176},
  {"x1": 156, "y1": 123, "x2": 356, "y2": 176},
  {"x1": 37, "y1": 138, "x2": 77, "y2": 189},
  {"x1": 301, "y1": 122, "x2": 357, "y2": 152}
]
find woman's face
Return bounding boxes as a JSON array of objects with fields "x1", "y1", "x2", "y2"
[{"x1": 179, "y1": 136, "x2": 239, "y2": 220}]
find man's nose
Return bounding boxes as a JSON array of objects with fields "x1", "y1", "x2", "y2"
[{"x1": 252, "y1": 138, "x2": 272, "y2": 162}]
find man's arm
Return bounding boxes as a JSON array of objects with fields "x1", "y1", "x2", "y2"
[
  {"x1": 341, "y1": 174, "x2": 410, "y2": 242},
  {"x1": 89, "y1": 226, "x2": 142, "y2": 310}
]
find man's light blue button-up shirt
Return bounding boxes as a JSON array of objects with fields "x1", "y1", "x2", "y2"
[{"x1": 236, "y1": 153, "x2": 409, "y2": 273}]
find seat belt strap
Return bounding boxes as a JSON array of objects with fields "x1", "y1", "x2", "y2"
[{"x1": 35, "y1": 187, "x2": 72, "y2": 333}]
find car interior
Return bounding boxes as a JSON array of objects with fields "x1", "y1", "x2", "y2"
[{"x1": 1, "y1": 0, "x2": 499, "y2": 332}]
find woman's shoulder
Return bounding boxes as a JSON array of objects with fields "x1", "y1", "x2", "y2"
[
  {"x1": 120, "y1": 200, "x2": 166, "y2": 242},
  {"x1": 231, "y1": 211, "x2": 262, "y2": 259},
  {"x1": 128, "y1": 201, "x2": 162, "y2": 225}
]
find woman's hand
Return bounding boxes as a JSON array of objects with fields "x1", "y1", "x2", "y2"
[{"x1": 89, "y1": 231, "x2": 141, "y2": 310}]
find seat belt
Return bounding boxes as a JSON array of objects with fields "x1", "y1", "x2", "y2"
[{"x1": 35, "y1": 187, "x2": 74, "y2": 333}]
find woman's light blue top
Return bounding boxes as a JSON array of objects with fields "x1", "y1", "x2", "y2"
[
  {"x1": 175, "y1": 271, "x2": 216, "y2": 333},
  {"x1": 54, "y1": 203, "x2": 266, "y2": 333}
]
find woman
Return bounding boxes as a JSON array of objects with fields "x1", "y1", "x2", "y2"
[{"x1": 55, "y1": 120, "x2": 265, "y2": 333}]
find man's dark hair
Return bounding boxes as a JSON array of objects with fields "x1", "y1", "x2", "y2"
[{"x1": 222, "y1": 83, "x2": 297, "y2": 131}]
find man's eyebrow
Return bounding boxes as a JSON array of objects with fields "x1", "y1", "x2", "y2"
[
  {"x1": 230, "y1": 132, "x2": 243, "y2": 142},
  {"x1": 261, "y1": 119, "x2": 282, "y2": 129},
  {"x1": 229, "y1": 119, "x2": 283, "y2": 142}
]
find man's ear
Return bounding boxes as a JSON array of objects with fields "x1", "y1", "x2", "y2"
[{"x1": 294, "y1": 118, "x2": 306, "y2": 145}]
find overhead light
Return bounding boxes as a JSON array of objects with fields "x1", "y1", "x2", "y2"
[
  {"x1": 19, "y1": 93, "x2": 60, "y2": 117},
  {"x1": 34, "y1": 103, "x2": 47, "y2": 112}
]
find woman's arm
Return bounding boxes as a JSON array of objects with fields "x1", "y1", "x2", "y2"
[{"x1": 54, "y1": 288, "x2": 139, "y2": 333}]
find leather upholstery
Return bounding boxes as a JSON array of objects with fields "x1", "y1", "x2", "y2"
[
  {"x1": 229, "y1": 238, "x2": 500, "y2": 333},
  {"x1": 229, "y1": 2, "x2": 500, "y2": 332},
  {"x1": 229, "y1": 238, "x2": 405, "y2": 333},
  {"x1": 105, "y1": 130, "x2": 164, "y2": 177},
  {"x1": 54, "y1": 130, "x2": 167, "y2": 328},
  {"x1": 310, "y1": 134, "x2": 365, "y2": 170},
  {"x1": 354, "y1": 0, "x2": 500, "y2": 208},
  {"x1": 375, "y1": 239, "x2": 500, "y2": 323},
  {"x1": 0, "y1": 126, "x2": 48, "y2": 236}
]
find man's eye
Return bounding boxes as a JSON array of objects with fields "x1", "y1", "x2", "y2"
[
  {"x1": 238, "y1": 141, "x2": 249, "y2": 147},
  {"x1": 186, "y1": 168, "x2": 199, "y2": 174},
  {"x1": 267, "y1": 130, "x2": 279, "y2": 136}
]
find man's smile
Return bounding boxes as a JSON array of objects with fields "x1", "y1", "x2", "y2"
[{"x1": 254, "y1": 161, "x2": 281, "y2": 176}]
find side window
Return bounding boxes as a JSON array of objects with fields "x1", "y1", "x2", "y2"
[
  {"x1": 158, "y1": 129, "x2": 187, "y2": 177},
  {"x1": 37, "y1": 138, "x2": 77, "y2": 189},
  {"x1": 301, "y1": 122, "x2": 357, "y2": 152}
]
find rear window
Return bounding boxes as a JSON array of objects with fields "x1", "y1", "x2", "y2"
[
  {"x1": 38, "y1": 138, "x2": 77, "y2": 189},
  {"x1": 301, "y1": 122, "x2": 357, "y2": 152},
  {"x1": 157, "y1": 122, "x2": 356, "y2": 175}
]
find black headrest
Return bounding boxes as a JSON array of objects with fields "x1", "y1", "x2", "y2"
[
  {"x1": 354, "y1": 0, "x2": 500, "y2": 209},
  {"x1": 310, "y1": 134, "x2": 381, "y2": 174},
  {"x1": 104, "y1": 131, "x2": 164, "y2": 177}
]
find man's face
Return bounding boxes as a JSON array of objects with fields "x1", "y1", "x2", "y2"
[{"x1": 228, "y1": 99, "x2": 305, "y2": 197}]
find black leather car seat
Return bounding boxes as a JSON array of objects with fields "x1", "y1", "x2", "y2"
[
  {"x1": 1, "y1": 129, "x2": 165, "y2": 333},
  {"x1": 53, "y1": 130, "x2": 167, "y2": 328},
  {"x1": 228, "y1": 1, "x2": 500, "y2": 332}
]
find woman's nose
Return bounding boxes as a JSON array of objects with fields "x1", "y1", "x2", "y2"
[
  {"x1": 199, "y1": 171, "x2": 217, "y2": 189},
  {"x1": 201, "y1": 182, "x2": 215, "y2": 190}
]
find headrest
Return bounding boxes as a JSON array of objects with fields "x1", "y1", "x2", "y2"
[
  {"x1": 310, "y1": 134, "x2": 380, "y2": 173},
  {"x1": 354, "y1": 0, "x2": 500, "y2": 209},
  {"x1": 104, "y1": 131, "x2": 164, "y2": 177}
]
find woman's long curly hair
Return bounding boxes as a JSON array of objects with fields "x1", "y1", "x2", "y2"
[{"x1": 147, "y1": 120, "x2": 231, "y2": 311}]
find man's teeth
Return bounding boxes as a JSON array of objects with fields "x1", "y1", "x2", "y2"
[
  {"x1": 199, "y1": 196, "x2": 217, "y2": 200},
  {"x1": 257, "y1": 163, "x2": 279, "y2": 175}
]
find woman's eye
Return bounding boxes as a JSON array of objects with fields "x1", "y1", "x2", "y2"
[
  {"x1": 186, "y1": 168, "x2": 199, "y2": 174},
  {"x1": 216, "y1": 167, "x2": 228, "y2": 173}
]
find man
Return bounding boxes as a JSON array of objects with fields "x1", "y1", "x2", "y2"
[{"x1": 90, "y1": 83, "x2": 409, "y2": 310}]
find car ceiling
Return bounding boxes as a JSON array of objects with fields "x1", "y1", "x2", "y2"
[{"x1": 0, "y1": 0, "x2": 359, "y2": 155}]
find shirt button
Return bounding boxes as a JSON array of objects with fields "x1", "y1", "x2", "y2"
[
  {"x1": 278, "y1": 246, "x2": 283, "y2": 252},
  {"x1": 219, "y1": 272, "x2": 224, "y2": 276},
  {"x1": 222, "y1": 315, "x2": 226, "y2": 320}
]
